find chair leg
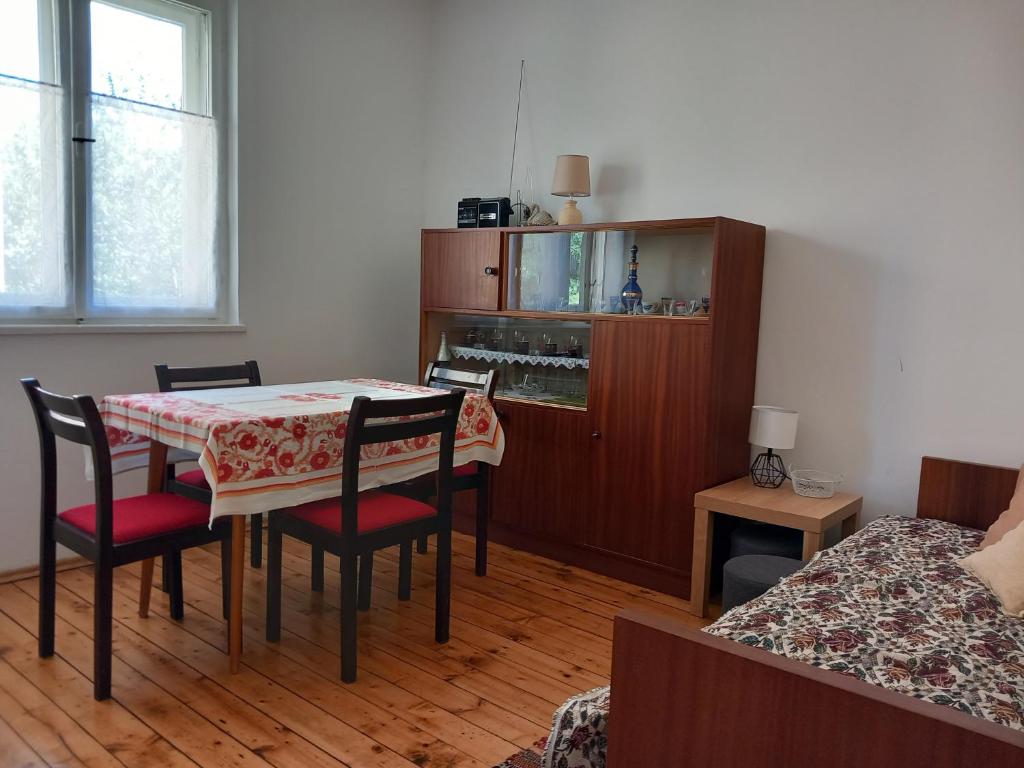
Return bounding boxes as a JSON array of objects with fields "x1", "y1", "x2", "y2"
[
  {"x1": 220, "y1": 537, "x2": 231, "y2": 620},
  {"x1": 416, "y1": 534, "x2": 428, "y2": 554},
  {"x1": 167, "y1": 551, "x2": 184, "y2": 621},
  {"x1": 266, "y1": 518, "x2": 283, "y2": 642},
  {"x1": 357, "y1": 552, "x2": 373, "y2": 611},
  {"x1": 311, "y1": 544, "x2": 324, "y2": 592},
  {"x1": 398, "y1": 541, "x2": 412, "y2": 601},
  {"x1": 340, "y1": 553, "x2": 358, "y2": 682},
  {"x1": 93, "y1": 561, "x2": 113, "y2": 700},
  {"x1": 38, "y1": 521, "x2": 56, "y2": 658},
  {"x1": 250, "y1": 513, "x2": 263, "y2": 568},
  {"x1": 161, "y1": 554, "x2": 170, "y2": 592},
  {"x1": 475, "y1": 475, "x2": 489, "y2": 577},
  {"x1": 435, "y1": 524, "x2": 452, "y2": 644}
]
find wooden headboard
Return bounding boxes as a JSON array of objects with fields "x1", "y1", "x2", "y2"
[{"x1": 917, "y1": 456, "x2": 1019, "y2": 531}]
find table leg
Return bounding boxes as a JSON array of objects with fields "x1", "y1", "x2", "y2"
[
  {"x1": 802, "y1": 530, "x2": 826, "y2": 561},
  {"x1": 690, "y1": 508, "x2": 714, "y2": 618},
  {"x1": 841, "y1": 513, "x2": 859, "y2": 539},
  {"x1": 229, "y1": 515, "x2": 246, "y2": 673},
  {"x1": 138, "y1": 441, "x2": 168, "y2": 618}
]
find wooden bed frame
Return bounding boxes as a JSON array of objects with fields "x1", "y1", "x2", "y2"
[{"x1": 607, "y1": 457, "x2": 1024, "y2": 767}]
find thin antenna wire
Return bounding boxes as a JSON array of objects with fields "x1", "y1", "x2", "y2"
[{"x1": 508, "y1": 58, "x2": 525, "y2": 200}]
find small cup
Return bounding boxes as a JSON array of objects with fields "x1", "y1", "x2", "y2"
[
  {"x1": 661, "y1": 297, "x2": 674, "y2": 316},
  {"x1": 606, "y1": 296, "x2": 622, "y2": 314},
  {"x1": 674, "y1": 300, "x2": 690, "y2": 316}
]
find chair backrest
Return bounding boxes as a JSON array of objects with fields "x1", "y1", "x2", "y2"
[
  {"x1": 340, "y1": 389, "x2": 466, "y2": 539},
  {"x1": 154, "y1": 360, "x2": 261, "y2": 393},
  {"x1": 423, "y1": 363, "x2": 497, "y2": 400},
  {"x1": 21, "y1": 378, "x2": 114, "y2": 550}
]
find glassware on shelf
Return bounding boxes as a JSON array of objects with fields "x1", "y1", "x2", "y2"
[
  {"x1": 662, "y1": 297, "x2": 674, "y2": 316},
  {"x1": 437, "y1": 331, "x2": 451, "y2": 362},
  {"x1": 488, "y1": 328, "x2": 503, "y2": 351},
  {"x1": 568, "y1": 335, "x2": 584, "y2": 357},
  {"x1": 440, "y1": 314, "x2": 591, "y2": 409},
  {"x1": 621, "y1": 244, "x2": 642, "y2": 314}
]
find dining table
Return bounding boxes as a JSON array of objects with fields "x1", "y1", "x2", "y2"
[{"x1": 97, "y1": 378, "x2": 505, "y2": 672}]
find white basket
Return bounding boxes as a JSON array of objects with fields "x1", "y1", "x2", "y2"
[{"x1": 789, "y1": 468, "x2": 844, "y2": 499}]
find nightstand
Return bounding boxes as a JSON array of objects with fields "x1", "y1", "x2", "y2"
[{"x1": 690, "y1": 477, "x2": 863, "y2": 617}]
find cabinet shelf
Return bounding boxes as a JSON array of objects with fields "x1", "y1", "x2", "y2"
[
  {"x1": 424, "y1": 307, "x2": 710, "y2": 323},
  {"x1": 450, "y1": 345, "x2": 590, "y2": 370}
]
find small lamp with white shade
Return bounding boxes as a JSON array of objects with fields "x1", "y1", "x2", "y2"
[
  {"x1": 749, "y1": 406, "x2": 799, "y2": 489},
  {"x1": 551, "y1": 154, "x2": 591, "y2": 225}
]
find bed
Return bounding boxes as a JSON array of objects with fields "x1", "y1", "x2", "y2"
[{"x1": 542, "y1": 457, "x2": 1024, "y2": 768}]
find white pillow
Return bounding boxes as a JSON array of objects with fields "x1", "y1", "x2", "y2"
[{"x1": 961, "y1": 521, "x2": 1024, "y2": 617}]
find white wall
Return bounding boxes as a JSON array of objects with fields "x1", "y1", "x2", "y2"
[
  {"x1": 0, "y1": 0, "x2": 430, "y2": 571},
  {"x1": 422, "y1": 0, "x2": 1024, "y2": 521}
]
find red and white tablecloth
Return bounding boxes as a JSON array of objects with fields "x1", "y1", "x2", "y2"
[{"x1": 98, "y1": 379, "x2": 504, "y2": 521}]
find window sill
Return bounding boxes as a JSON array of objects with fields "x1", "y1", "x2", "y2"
[{"x1": 0, "y1": 323, "x2": 247, "y2": 336}]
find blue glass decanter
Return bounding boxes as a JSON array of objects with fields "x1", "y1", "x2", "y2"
[{"x1": 621, "y1": 245, "x2": 642, "y2": 314}]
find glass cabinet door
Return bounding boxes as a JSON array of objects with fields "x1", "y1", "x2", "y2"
[
  {"x1": 430, "y1": 314, "x2": 591, "y2": 409},
  {"x1": 507, "y1": 228, "x2": 715, "y2": 316}
]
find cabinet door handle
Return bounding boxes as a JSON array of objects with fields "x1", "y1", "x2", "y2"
[
  {"x1": 483, "y1": 266, "x2": 498, "y2": 276},
  {"x1": 591, "y1": 431, "x2": 602, "y2": 439}
]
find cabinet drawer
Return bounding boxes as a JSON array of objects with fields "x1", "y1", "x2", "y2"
[{"x1": 421, "y1": 231, "x2": 501, "y2": 310}]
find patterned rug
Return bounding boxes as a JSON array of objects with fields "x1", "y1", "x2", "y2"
[{"x1": 493, "y1": 738, "x2": 546, "y2": 767}]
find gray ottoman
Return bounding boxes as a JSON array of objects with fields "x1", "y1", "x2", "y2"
[
  {"x1": 729, "y1": 522, "x2": 803, "y2": 560},
  {"x1": 722, "y1": 555, "x2": 805, "y2": 612}
]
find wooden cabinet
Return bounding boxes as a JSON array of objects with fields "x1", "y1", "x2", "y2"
[
  {"x1": 421, "y1": 231, "x2": 501, "y2": 310},
  {"x1": 419, "y1": 217, "x2": 765, "y2": 599},
  {"x1": 586, "y1": 321, "x2": 710, "y2": 574},
  {"x1": 489, "y1": 400, "x2": 589, "y2": 543}
]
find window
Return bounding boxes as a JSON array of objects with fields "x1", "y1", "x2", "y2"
[{"x1": 0, "y1": 0, "x2": 229, "y2": 325}]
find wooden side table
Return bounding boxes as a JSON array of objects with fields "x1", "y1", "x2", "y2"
[{"x1": 690, "y1": 477, "x2": 863, "y2": 617}]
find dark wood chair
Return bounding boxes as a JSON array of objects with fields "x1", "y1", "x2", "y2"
[
  {"x1": 154, "y1": 361, "x2": 264, "y2": 570},
  {"x1": 265, "y1": 389, "x2": 465, "y2": 682},
  {"x1": 415, "y1": 363, "x2": 498, "y2": 576},
  {"x1": 21, "y1": 378, "x2": 231, "y2": 700}
]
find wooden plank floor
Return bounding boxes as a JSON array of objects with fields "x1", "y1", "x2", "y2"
[{"x1": 0, "y1": 532, "x2": 709, "y2": 767}]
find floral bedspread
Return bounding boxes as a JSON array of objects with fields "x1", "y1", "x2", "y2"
[
  {"x1": 540, "y1": 516, "x2": 1024, "y2": 768},
  {"x1": 708, "y1": 516, "x2": 1024, "y2": 730}
]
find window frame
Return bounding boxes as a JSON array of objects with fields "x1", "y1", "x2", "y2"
[{"x1": 0, "y1": 0, "x2": 234, "y2": 328}]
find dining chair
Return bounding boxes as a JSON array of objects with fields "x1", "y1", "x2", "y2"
[
  {"x1": 154, "y1": 361, "x2": 264, "y2": 570},
  {"x1": 265, "y1": 389, "x2": 465, "y2": 682},
  {"x1": 22, "y1": 378, "x2": 232, "y2": 700},
  {"x1": 415, "y1": 363, "x2": 498, "y2": 576}
]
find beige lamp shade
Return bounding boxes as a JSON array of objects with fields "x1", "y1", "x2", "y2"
[
  {"x1": 749, "y1": 406, "x2": 799, "y2": 450},
  {"x1": 551, "y1": 155, "x2": 591, "y2": 198}
]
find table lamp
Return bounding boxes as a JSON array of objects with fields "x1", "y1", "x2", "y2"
[
  {"x1": 551, "y1": 154, "x2": 591, "y2": 225},
  {"x1": 749, "y1": 406, "x2": 799, "y2": 488}
]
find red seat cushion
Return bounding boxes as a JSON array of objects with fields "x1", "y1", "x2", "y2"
[
  {"x1": 290, "y1": 491, "x2": 435, "y2": 535},
  {"x1": 59, "y1": 493, "x2": 211, "y2": 544},
  {"x1": 453, "y1": 461, "x2": 479, "y2": 478},
  {"x1": 176, "y1": 468, "x2": 210, "y2": 490}
]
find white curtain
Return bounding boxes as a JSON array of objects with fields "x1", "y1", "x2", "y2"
[
  {"x1": 0, "y1": 74, "x2": 68, "y2": 311},
  {"x1": 90, "y1": 93, "x2": 218, "y2": 314}
]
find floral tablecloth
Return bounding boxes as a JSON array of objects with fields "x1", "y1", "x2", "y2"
[
  {"x1": 540, "y1": 516, "x2": 1024, "y2": 768},
  {"x1": 99, "y1": 378, "x2": 504, "y2": 521}
]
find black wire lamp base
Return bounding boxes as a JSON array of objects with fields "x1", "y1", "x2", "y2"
[{"x1": 750, "y1": 448, "x2": 787, "y2": 489}]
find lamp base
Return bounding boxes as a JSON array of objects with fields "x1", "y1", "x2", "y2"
[
  {"x1": 557, "y1": 199, "x2": 583, "y2": 225},
  {"x1": 750, "y1": 449, "x2": 787, "y2": 489}
]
